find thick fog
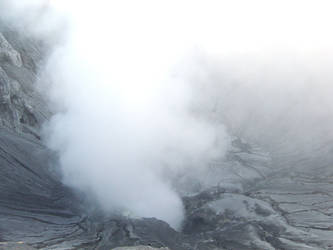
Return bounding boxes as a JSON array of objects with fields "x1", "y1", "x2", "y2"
[{"x1": 3, "y1": 0, "x2": 333, "y2": 229}]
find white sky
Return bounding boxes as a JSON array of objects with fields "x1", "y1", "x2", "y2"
[{"x1": 49, "y1": 0, "x2": 333, "y2": 57}]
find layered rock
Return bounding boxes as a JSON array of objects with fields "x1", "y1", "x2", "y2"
[{"x1": 0, "y1": 24, "x2": 50, "y2": 139}]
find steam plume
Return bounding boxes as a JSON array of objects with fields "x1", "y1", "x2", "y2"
[
  {"x1": 4, "y1": 0, "x2": 333, "y2": 229},
  {"x1": 43, "y1": 0, "x2": 228, "y2": 229}
]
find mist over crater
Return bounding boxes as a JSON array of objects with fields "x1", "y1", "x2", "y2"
[{"x1": 1, "y1": 1, "x2": 333, "y2": 249}]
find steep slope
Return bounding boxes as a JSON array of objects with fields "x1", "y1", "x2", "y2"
[
  {"x1": 0, "y1": 23, "x2": 50, "y2": 138},
  {"x1": 0, "y1": 23, "x2": 83, "y2": 248}
]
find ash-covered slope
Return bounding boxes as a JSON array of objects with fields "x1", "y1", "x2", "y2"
[
  {"x1": 0, "y1": 23, "x2": 83, "y2": 248},
  {"x1": 1, "y1": 22, "x2": 333, "y2": 250}
]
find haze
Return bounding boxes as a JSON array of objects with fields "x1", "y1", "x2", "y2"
[{"x1": 3, "y1": 0, "x2": 333, "y2": 229}]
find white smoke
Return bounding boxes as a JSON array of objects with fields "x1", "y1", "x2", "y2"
[
  {"x1": 190, "y1": 53, "x2": 333, "y2": 159},
  {"x1": 43, "y1": 0, "x2": 229, "y2": 229},
  {"x1": 3, "y1": 0, "x2": 333, "y2": 229}
]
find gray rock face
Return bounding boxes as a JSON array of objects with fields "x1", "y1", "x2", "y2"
[
  {"x1": 0, "y1": 32, "x2": 22, "y2": 67},
  {"x1": 179, "y1": 139, "x2": 333, "y2": 250},
  {"x1": 0, "y1": 19, "x2": 333, "y2": 250},
  {"x1": 0, "y1": 24, "x2": 50, "y2": 139},
  {"x1": 0, "y1": 242, "x2": 36, "y2": 250},
  {"x1": 113, "y1": 246, "x2": 170, "y2": 250}
]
